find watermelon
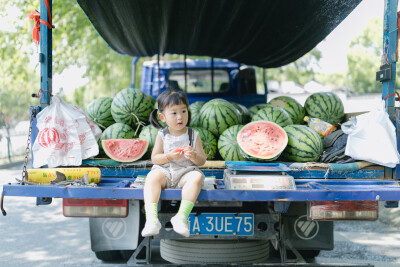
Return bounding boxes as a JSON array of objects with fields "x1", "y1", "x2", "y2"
[
  {"x1": 111, "y1": 88, "x2": 154, "y2": 130},
  {"x1": 101, "y1": 123, "x2": 136, "y2": 140},
  {"x1": 248, "y1": 104, "x2": 267, "y2": 118},
  {"x1": 282, "y1": 125, "x2": 323, "y2": 162},
  {"x1": 304, "y1": 92, "x2": 344, "y2": 124},
  {"x1": 267, "y1": 96, "x2": 305, "y2": 124},
  {"x1": 199, "y1": 98, "x2": 242, "y2": 136},
  {"x1": 251, "y1": 106, "x2": 293, "y2": 127},
  {"x1": 237, "y1": 121, "x2": 288, "y2": 161},
  {"x1": 189, "y1": 101, "x2": 205, "y2": 127},
  {"x1": 86, "y1": 97, "x2": 115, "y2": 129},
  {"x1": 218, "y1": 125, "x2": 246, "y2": 161},
  {"x1": 230, "y1": 102, "x2": 251, "y2": 123},
  {"x1": 192, "y1": 127, "x2": 217, "y2": 160},
  {"x1": 102, "y1": 139, "x2": 148, "y2": 162},
  {"x1": 139, "y1": 124, "x2": 159, "y2": 159}
]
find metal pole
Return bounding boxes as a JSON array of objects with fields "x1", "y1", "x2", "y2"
[
  {"x1": 40, "y1": 0, "x2": 52, "y2": 108},
  {"x1": 382, "y1": 0, "x2": 397, "y2": 117},
  {"x1": 184, "y1": 55, "x2": 187, "y2": 92},
  {"x1": 131, "y1": 57, "x2": 139, "y2": 88},
  {"x1": 382, "y1": 0, "x2": 399, "y2": 180},
  {"x1": 157, "y1": 54, "x2": 161, "y2": 94},
  {"x1": 263, "y1": 68, "x2": 268, "y2": 102},
  {"x1": 211, "y1": 57, "x2": 214, "y2": 95}
]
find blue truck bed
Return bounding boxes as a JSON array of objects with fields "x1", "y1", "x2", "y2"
[{"x1": 4, "y1": 161, "x2": 400, "y2": 202}]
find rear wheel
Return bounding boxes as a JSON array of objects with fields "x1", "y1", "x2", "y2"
[{"x1": 160, "y1": 239, "x2": 269, "y2": 264}]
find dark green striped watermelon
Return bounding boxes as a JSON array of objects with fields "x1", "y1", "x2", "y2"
[
  {"x1": 192, "y1": 127, "x2": 217, "y2": 160},
  {"x1": 248, "y1": 103, "x2": 267, "y2": 119},
  {"x1": 251, "y1": 106, "x2": 293, "y2": 127},
  {"x1": 218, "y1": 125, "x2": 246, "y2": 161},
  {"x1": 111, "y1": 88, "x2": 154, "y2": 130},
  {"x1": 282, "y1": 125, "x2": 323, "y2": 162},
  {"x1": 139, "y1": 124, "x2": 159, "y2": 159},
  {"x1": 230, "y1": 102, "x2": 251, "y2": 123},
  {"x1": 304, "y1": 92, "x2": 344, "y2": 124},
  {"x1": 199, "y1": 99, "x2": 242, "y2": 136},
  {"x1": 86, "y1": 97, "x2": 115, "y2": 129},
  {"x1": 267, "y1": 96, "x2": 305, "y2": 124},
  {"x1": 189, "y1": 101, "x2": 205, "y2": 127},
  {"x1": 99, "y1": 123, "x2": 137, "y2": 155},
  {"x1": 237, "y1": 121, "x2": 288, "y2": 161}
]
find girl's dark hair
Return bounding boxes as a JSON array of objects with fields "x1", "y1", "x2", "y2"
[{"x1": 149, "y1": 89, "x2": 191, "y2": 128}]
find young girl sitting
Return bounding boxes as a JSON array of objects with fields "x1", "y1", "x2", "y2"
[{"x1": 141, "y1": 89, "x2": 207, "y2": 238}]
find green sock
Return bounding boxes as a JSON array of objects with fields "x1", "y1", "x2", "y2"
[
  {"x1": 145, "y1": 203, "x2": 158, "y2": 221},
  {"x1": 178, "y1": 200, "x2": 195, "y2": 218}
]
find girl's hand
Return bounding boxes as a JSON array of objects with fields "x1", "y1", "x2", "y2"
[
  {"x1": 183, "y1": 146, "x2": 196, "y2": 161},
  {"x1": 167, "y1": 150, "x2": 184, "y2": 161}
]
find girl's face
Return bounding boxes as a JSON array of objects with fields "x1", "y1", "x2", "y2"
[{"x1": 159, "y1": 102, "x2": 189, "y2": 131}]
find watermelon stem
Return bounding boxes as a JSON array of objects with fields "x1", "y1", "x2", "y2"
[{"x1": 130, "y1": 112, "x2": 145, "y2": 136}]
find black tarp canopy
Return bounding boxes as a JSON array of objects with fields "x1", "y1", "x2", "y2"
[{"x1": 77, "y1": 0, "x2": 362, "y2": 68}]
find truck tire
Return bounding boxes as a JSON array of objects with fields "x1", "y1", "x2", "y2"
[
  {"x1": 160, "y1": 239, "x2": 269, "y2": 264},
  {"x1": 95, "y1": 250, "x2": 122, "y2": 261}
]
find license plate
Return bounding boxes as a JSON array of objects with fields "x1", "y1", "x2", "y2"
[{"x1": 188, "y1": 213, "x2": 254, "y2": 236}]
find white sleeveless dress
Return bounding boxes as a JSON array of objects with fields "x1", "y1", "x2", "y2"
[{"x1": 151, "y1": 127, "x2": 205, "y2": 188}]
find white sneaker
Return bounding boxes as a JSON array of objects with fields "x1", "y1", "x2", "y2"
[
  {"x1": 141, "y1": 219, "x2": 161, "y2": 237},
  {"x1": 171, "y1": 214, "x2": 190, "y2": 237}
]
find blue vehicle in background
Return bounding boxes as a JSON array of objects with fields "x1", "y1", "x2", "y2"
[
  {"x1": 3, "y1": 0, "x2": 400, "y2": 265},
  {"x1": 138, "y1": 58, "x2": 264, "y2": 107}
]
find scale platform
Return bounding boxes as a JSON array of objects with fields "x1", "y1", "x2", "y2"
[{"x1": 224, "y1": 162, "x2": 296, "y2": 190}]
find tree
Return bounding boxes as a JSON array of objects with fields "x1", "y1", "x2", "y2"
[{"x1": 346, "y1": 18, "x2": 382, "y2": 94}]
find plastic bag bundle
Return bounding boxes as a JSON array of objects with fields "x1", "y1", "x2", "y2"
[
  {"x1": 342, "y1": 101, "x2": 400, "y2": 168},
  {"x1": 32, "y1": 96, "x2": 101, "y2": 168}
]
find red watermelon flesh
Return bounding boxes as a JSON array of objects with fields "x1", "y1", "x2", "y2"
[
  {"x1": 237, "y1": 121, "x2": 288, "y2": 160},
  {"x1": 102, "y1": 139, "x2": 148, "y2": 162}
]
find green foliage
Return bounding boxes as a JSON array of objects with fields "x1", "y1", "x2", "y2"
[
  {"x1": 255, "y1": 48, "x2": 322, "y2": 91},
  {"x1": 346, "y1": 18, "x2": 382, "y2": 94}
]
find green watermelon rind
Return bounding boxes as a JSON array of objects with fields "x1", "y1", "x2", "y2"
[
  {"x1": 192, "y1": 127, "x2": 217, "y2": 160},
  {"x1": 248, "y1": 104, "x2": 267, "y2": 119},
  {"x1": 139, "y1": 124, "x2": 159, "y2": 159},
  {"x1": 304, "y1": 92, "x2": 344, "y2": 124},
  {"x1": 199, "y1": 99, "x2": 242, "y2": 136},
  {"x1": 282, "y1": 125, "x2": 324, "y2": 162},
  {"x1": 102, "y1": 139, "x2": 149, "y2": 163},
  {"x1": 267, "y1": 96, "x2": 305, "y2": 124},
  {"x1": 111, "y1": 88, "x2": 154, "y2": 128},
  {"x1": 237, "y1": 121, "x2": 288, "y2": 161},
  {"x1": 189, "y1": 101, "x2": 206, "y2": 127},
  {"x1": 86, "y1": 97, "x2": 116, "y2": 129},
  {"x1": 251, "y1": 106, "x2": 293, "y2": 127},
  {"x1": 230, "y1": 102, "x2": 251, "y2": 124},
  {"x1": 99, "y1": 123, "x2": 136, "y2": 154},
  {"x1": 218, "y1": 125, "x2": 246, "y2": 161}
]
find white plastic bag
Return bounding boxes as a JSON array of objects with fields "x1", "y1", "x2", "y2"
[
  {"x1": 342, "y1": 101, "x2": 400, "y2": 168},
  {"x1": 32, "y1": 96, "x2": 99, "y2": 168}
]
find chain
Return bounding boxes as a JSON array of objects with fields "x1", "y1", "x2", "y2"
[{"x1": 21, "y1": 108, "x2": 37, "y2": 184}]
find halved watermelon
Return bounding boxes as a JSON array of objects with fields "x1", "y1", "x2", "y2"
[
  {"x1": 102, "y1": 139, "x2": 148, "y2": 162},
  {"x1": 237, "y1": 121, "x2": 288, "y2": 161}
]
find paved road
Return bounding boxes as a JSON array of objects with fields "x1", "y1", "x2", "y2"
[{"x1": 1, "y1": 164, "x2": 400, "y2": 266}]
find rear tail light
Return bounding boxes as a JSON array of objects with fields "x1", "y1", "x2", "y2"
[
  {"x1": 63, "y1": 199, "x2": 128, "y2": 218},
  {"x1": 309, "y1": 201, "x2": 378, "y2": 221}
]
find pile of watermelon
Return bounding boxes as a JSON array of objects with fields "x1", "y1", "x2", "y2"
[{"x1": 86, "y1": 89, "x2": 344, "y2": 163}]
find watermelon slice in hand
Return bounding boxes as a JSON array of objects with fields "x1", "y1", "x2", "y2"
[
  {"x1": 102, "y1": 139, "x2": 149, "y2": 162},
  {"x1": 237, "y1": 121, "x2": 288, "y2": 161},
  {"x1": 173, "y1": 146, "x2": 191, "y2": 153}
]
